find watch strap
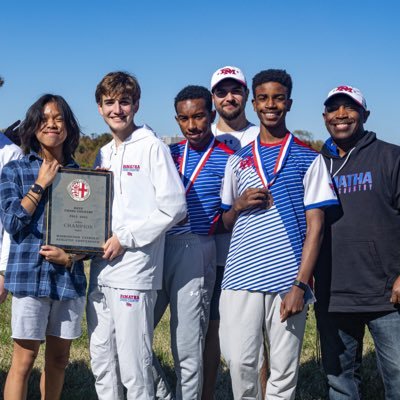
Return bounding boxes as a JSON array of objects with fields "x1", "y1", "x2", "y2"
[
  {"x1": 30, "y1": 183, "x2": 45, "y2": 195},
  {"x1": 293, "y1": 279, "x2": 308, "y2": 292}
]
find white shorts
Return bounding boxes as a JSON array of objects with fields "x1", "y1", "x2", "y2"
[{"x1": 11, "y1": 295, "x2": 86, "y2": 341}]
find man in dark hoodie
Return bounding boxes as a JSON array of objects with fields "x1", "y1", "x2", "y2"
[{"x1": 314, "y1": 85, "x2": 400, "y2": 400}]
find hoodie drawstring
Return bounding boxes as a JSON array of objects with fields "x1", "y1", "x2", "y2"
[{"x1": 330, "y1": 147, "x2": 356, "y2": 178}]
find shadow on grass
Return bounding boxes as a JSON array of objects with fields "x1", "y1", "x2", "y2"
[
  {"x1": 0, "y1": 360, "x2": 96, "y2": 400},
  {"x1": 0, "y1": 350, "x2": 384, "y2": 400},
  {"x1": 158, "y1": 359, "x2": 233, "y2": 400},
  {"x1": 296, "y1": 350, "x2": 384, "y2": 400}
]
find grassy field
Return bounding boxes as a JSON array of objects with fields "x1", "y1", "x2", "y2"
[{"x1": 0, "y1": 293, "x2": 384, "y2": 400}]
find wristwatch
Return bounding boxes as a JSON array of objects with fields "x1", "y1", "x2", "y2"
[
  {"x1": 30, "y1": 183, "x2": 45, "y2": 195},
  {"x1": 293, "y1": 279, "x2": 308, "y2": 292}
]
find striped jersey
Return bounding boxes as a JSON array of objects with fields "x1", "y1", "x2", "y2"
[
  {"x1": 221, "y1": 134, "x2": 338, "y2": 292},
  {"x1": 168, "y1": 137, "x2": 234, "y2": 235}
]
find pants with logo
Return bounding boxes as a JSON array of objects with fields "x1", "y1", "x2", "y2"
[
  {"x1": 315, "y1": 309, "x2": 400, "y2": 400},
  {"x1": 219, "y1": 289, "x2": 307, "y2": 400},
  {"x1": 87, "y1": 285, "x2": 157, "y2": 400},
  {"x1": 153, "y1": 233, "x2": 216, "y2": 400}
]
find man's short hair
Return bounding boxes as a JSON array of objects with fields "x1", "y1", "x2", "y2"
[
  {"x1": 252, "y1": 69, "x2": 293, "y2": 98},
  {"x1": 95, "y1": 71, "x2": 141, "y2": 104},
  {"x1": 0, "y1": 76, "x2": 4, "y2": 87},
  {"x1": 174, "y1": 85, "x2": 213, "y2": 113}
]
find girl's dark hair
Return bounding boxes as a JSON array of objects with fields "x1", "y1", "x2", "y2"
[{"x1": 20, "y1": 94, "x2": 81, "y2": 159}]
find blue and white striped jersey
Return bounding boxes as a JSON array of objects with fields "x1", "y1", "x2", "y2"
[
  {"x1": 168, "y1": 138, "x2": 234, "y2": 236},
  {"x1": 221, "y1": 135, "x2": 338, "y2": 292}
]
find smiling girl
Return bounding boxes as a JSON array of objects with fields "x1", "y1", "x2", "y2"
[{"x1": 0, "y1": 94, "x2": 86, "y2": 400}]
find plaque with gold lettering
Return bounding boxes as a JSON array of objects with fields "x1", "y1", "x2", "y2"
[{"x1": 46, "y1": 168, "x2": 112, "y2": 254}]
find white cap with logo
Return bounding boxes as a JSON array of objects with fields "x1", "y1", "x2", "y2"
[
  {"x1": 324, "y1": 85, "x2": 367, "y2": 110},
  {"x1": 211, "y1": 66, "x2": 247, "y2": 91}
]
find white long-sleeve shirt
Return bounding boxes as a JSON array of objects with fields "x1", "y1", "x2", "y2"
[
  {"x1": 0, "y1": 134, "x2": 22, "y2": 272},
  {"x1": 89, "y1": 125, "x2": 187, "y2": 290}
]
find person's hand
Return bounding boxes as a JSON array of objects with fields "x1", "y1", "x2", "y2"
[
  {"x1": 103, "y1": 234, "x2": 125, "y2": 261},
  {"x1": 36, "y1": 159, "x2": 61, "y2": 189},
  {"x1": 0, "y1": 274, "x2": 8, "y2": 304},
  {"x1": 233, "y1": 188, "x2": 270, "y2": 212},
  {"x1": 280, "y1": 285, "x2": 305, "y2": 322},
  {"x1": 39, "y1": 245, "x2": 70, "y2": 266},
  {"x1": 390, "y1": 275, "x2": 400, "y2": 304}
]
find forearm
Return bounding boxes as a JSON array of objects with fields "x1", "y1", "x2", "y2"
[
  {"x1": 296, "y1": 208, "x2": 325, "y2": 284},
  {"x1": 21, "y1": 189, "x2": 43, "y2": 215},
  {"x1": 115, "y1": 203, "x2": 187, "y2": 249},
  {"x1": 222, "y1": 207, "x2": 240, "y2": 231}
]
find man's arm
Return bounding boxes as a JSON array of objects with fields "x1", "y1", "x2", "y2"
[
  {"x1": 280, "y1": 208, "x2": 325, "y2": 322},
  {"x1": 103, "y1": 141, "x2": 187, "y2": 259}
]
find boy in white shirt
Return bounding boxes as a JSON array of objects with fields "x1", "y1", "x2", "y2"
[{"x1": 86, "y1": 71, "x2": 187, "y2": 400}]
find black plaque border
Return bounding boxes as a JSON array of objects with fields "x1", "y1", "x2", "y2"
[{"x1": 46, "y1": 168, "x2": 112, "y2": 254}]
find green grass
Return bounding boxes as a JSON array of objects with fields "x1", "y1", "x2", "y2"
[{"x1": 0, "y1": 297, "x2": 384, "y2": 400}]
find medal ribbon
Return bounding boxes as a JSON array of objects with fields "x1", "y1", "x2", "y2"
[
  {"x1": 179, "y1": 137, "x2": 216, "y2": 194},
  {"x1": 252, "y1": 132, "x2": 293, "y2": 188}
]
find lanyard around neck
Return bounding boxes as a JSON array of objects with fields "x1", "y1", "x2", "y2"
[
  {"x1": 252, "y1": 133, "x2": 293, "y2": 188},
  {"x1": 179, "y1": 138, "x2": 216, "y2": 194}
]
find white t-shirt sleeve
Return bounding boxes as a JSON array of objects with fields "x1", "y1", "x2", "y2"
[
  {"x1": 221, "y1": 157, "x2": 238, "y2": 210},
  {"x1": 0, "y1": 232, "x2": 11, "y2": 272},
  {"x1": 0, "y1": 140, "x2": 22, "y2": 271},
  {"x1": 303, "y1": 154, "x2": 338, "y2": 210}
]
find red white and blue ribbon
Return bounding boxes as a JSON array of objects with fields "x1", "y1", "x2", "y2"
[
  {"x1": 179, "y1": 137, "x2": 216, "y2": 194},
  {"x1": 252, "y1": 133, "x2": 293, "y2": 188}
]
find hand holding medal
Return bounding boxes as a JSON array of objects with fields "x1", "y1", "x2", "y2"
[{"x1": 233, "y1": 187, "x2": 272, "y2": 212}]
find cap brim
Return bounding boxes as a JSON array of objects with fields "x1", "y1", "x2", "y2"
[{"x1": 324, "y1": 92, "x2": 366, "y2": 110}]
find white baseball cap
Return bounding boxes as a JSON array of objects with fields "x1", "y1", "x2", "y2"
[
  {"x1": 210, "y1": 66, "x2": 247, "y2": 91},
  {"x1": 324, "y1": 85, "x2": 367, "y2": 110}
]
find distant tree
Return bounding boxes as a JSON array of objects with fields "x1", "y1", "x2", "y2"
[
  {"x1": 293, "y1": 130, "x2": 324, "y2": 151},
  {"x1": 75, "y1": 133, "x2": 112, "y2": 167}
]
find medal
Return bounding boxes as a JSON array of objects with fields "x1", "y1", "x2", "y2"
[{"x1": 265, "y1": 190, "x2": 274, "y2": 210}]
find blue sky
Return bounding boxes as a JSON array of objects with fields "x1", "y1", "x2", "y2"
[{"x1": 1, "y1": 0, "x2": 399, "y2": 143}]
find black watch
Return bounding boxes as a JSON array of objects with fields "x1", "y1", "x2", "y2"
[
  {"x1": 30, "y1": 183, "x2": 45, "y2": 195},
  {"x1": 293, "y1": 279, "x2": 308, "y2": 292}
]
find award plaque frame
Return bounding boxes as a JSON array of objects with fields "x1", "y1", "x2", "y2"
[{"x1": 46, "y1": 168, "x2": 112, "y2": 254}]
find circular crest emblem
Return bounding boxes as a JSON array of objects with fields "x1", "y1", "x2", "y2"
[{"x1": 67, "y1": 179, "x2": 91, "y2": 202}]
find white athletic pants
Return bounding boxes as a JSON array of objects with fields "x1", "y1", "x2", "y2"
[
  {"x1": 87, "y1": 285, "x2": 157, "y2": 400},
  {"x1": 219, "y1": 289, "x2": 308, "y2": 400},
  {"x1": 153, "y1": 234, "x2": 216, "y2": 400}
]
